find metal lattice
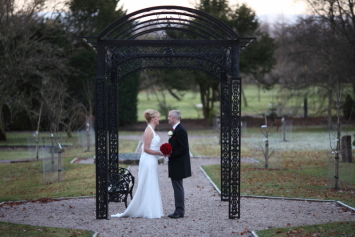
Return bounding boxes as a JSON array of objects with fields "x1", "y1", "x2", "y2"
[
  {"x1": 84, "y1": 5, "x2": 254, "y2": 220},
  {"x1": 220, "y1": 76, "x2": 230, "y2": 201},
  {"x1": 105, "y1": 46, "x2": 232, "y2": 81},
  {"x1": 230, "y1": 78, "x2": 241, "y2": 218}
]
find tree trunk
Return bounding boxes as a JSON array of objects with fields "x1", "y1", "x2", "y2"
[
  {"x1": 334, "y1": 114, "x2": 340, "y2": 190},
  {"x1": 35, "y1": 103, "x2": 43, "y2": 161},
  {"x1": 168, "y1": 89, "x2": 181, "y2": 101},
  {"x1": 0, "y1": 127, "x2": 6, "y2": 141},
  {"x1": 199, "y1": 83, "x2": 213, "y2": 119},
  {"x1": 304, "y1": 97, "x2": 308, "y2": 118},
  {"x1": 0, "y1": 113, "x2": 6, "y2": 141},
  {"x1": 257, "y1": 85, "x2": 261, "y2": 102},
  {"x1": 327, "y1": 88, "x2": 333, "y2": 130},
  {"x1": 264, "y1": 139, "x2": 269, "y2": 169},
  {"x1": 341, "y1": 135, "x2": 352, "y2": 163},
  {"x1": 242, "y1": 88, "x2": 248, "y2": 107}
]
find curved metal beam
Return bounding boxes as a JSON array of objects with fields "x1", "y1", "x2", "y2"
[
  {"x1": 110, "y1": 13, "x2": 229, "y2": 40},
  {"x1": 98, "y1": 5, "x2": 239, "y2": 39},
  {"x1": 114, "y1": 19, "x2": 224, "y2": 40}
]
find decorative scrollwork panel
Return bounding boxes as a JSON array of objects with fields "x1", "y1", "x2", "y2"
[
  {"x1": 108, "y1": 70, "x2": 120, "y2": 203},
  {"x1": 105, "y1": 46, "x2": 232, "y2": 80},
  {"x1": 95, "y1": 77, "x2": 108, "y2": 219},
  {"x1": 220, "y1": 76, "x2": 230, "y2": 201},
  {"x1": 229, "y1": 78, "x2": 241, "y2": 219}
]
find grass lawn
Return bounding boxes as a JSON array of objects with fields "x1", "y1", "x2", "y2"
[
  {"x1": 201, "y1": 164, "x2": 355, "y2": 236},
  {"x1": 199, "y1": 125, "x2": 355, "y2": 237},
  {"x1": 202, "y1": 164, "x2": 355, "y2": 207},
  {"x1": 0, "y1": 221, "x2": 95, "y2": 237},
  {"x1": 0, "y1": 157, "x2": 97, "y2": 202},
  {"x1": 0, "y1": 132, "x2": 134, "y2": 236},
  {"x1": 136, "y1": 84, "x2": 334, "y2": 121},
  {"x1": 0, "y1": 131, "x2": 136, "y2": 201},
  {"x1": 254, "y1": 221, "x2": 355, "y2": 237}
]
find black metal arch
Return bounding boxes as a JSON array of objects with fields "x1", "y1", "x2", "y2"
[
  {"x1": 83, "y1": 5, "x2": 254, "y2": 220},
  {"x1": 97, "y1": 6, "x2": 239, "y2": 40},
  {"x1": 106, "y1": 46, "x2": 232, "y2": 81}
]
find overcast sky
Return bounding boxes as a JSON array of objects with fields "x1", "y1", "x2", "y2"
[
  {"x1": 118, "y1": 0, "x2": 308, "y2": 17},
  {"x1": 15, "y1": 0, "x2": 309, "y2": 24}
]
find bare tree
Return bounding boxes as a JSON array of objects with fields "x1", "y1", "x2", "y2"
[
  {"x1": 304, "y1": 0, "x2": 355, "y2": 95},
  {"x1": 0, "y1": 0, "x2": 70, "y2": 139},
  {"x1": 274, "y1": 0, "x2": 355, "y2": 189},
  {"x1": 273, "y1": 16, "x2": 353, "y2": 127},
  {"x1": 259, "y1": 123, "x2": 276, "y2": 169}
]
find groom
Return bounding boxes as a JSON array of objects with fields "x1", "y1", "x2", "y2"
[{"x1": 167, "y1": 110, "x2": 191, "y2": 219}]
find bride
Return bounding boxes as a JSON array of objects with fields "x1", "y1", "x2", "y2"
[{"x1": 111, "y1": 109, "x2": 164, "y2": 219}]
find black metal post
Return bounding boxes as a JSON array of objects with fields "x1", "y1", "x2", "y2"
[
  {"x1": 107, "y1": 69, "x2": 120, "y2": 205},
  {"x1": 229, "y1": 42, "x2": 241, "y2": 219},
  {"x1": 95, "y1": 42, "x2": 109, "y2": 219},
  {"x1": 220, "y1": 70, "x2": 230, "y2": 202},
  {"x1": 108, "y1": 69, "x2": 119, "y2": 167},
  {"x1": 230, "y1": 78, "x2": 241, "y2": 219}
]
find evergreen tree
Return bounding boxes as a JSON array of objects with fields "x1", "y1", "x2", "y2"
[
  {"x1": 196, "y1": 0, "x2": 277, "y2": 118},
  {"x1": 66, "y1": 0, "x2": 139, "y2": 126}
]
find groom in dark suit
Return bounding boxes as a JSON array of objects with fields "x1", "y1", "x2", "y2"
[{"x1": 167, "y1": 110, "x2": 192, "y2": 218}]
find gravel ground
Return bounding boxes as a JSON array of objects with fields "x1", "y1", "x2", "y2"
[{"x1": 1, "y1": 157, "x2": 355, "y2": 237}]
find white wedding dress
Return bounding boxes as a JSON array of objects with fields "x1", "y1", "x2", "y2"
[{"x1": 111, "y1": 124, "x2": 164, "y2": 218}]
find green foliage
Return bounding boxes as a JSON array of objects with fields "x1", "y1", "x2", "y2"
[
  {"x1": 67, "y1": 0, "x2": 126, "y2": 36},
  {"x1": 208, "y1": 106, "x2": 218, "y2": 125},
  {"x1": 240, "y1": 31, "x2": 278, "y2": 88},
  {"x1": 0, "y1": 3, "x2": 73, "y2": 134},
  {"x1": 118, "y1": 73, "x2": 139, "y2": 125},
  {"x1": 65, "y1": 0, "x2": 139, "y2": 127},
  {"x1": 157, "y1": 102, "x2": 177, "y2": 120},
  {"x1": 227, "y1": 3, "x2": 259, "y2": 36},
  {"x1": 198, "y1": 1, "x2": 277, "y2": 116},
  {"x1": 158, "y1": 1, "x2": 277, "y2": 119},
  {"x1": 67, "y1": 49, "x2": 96, "y2": 102},
  {"x1": 158, "y1": 70, "x2": 196, "y2": 92},
  {"x1": 198, "y1": 0, "x2": 230, "y2": 22}
]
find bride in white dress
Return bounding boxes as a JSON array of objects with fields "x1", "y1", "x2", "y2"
[{"x1": 111, "y1": 109, "x2": 164, "y2": 219}]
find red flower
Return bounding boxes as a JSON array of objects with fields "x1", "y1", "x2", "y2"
[{"x1": 160, "y1": 143, "x2": 172, "y2": 155}]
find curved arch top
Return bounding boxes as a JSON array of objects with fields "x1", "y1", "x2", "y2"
[{"x1": 97, "y1": 5, "x2": 240, "y2": 40}]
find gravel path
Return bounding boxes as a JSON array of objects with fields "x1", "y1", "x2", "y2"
[{"x1": 1, "y1": 156, "x2": 355, "y2": 236}]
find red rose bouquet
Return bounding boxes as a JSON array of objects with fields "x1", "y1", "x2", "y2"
[{"x1": 160, "y1": 143, "x2": 172, "y2": 155}]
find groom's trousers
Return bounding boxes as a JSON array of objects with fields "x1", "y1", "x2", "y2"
[{"x1": 171, "y1": 179, "x2": 184, "y2": 215}]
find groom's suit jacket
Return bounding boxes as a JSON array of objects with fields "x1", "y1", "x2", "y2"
[{"x1": 168, "y1": 123, "x2": 192, "y2": 180}]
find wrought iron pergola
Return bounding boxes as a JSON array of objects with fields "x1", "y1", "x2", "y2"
[{"x1": 83, "y1": 5, "x2": 254, "y2": 219}]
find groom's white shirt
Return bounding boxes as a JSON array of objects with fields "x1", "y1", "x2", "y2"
[{"x1": 165, "y1": 122, "x2": 180, "y2": 162}]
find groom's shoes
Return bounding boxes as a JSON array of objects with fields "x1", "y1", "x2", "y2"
[{"x1": 168, "y1": 213, "x2": 184, "y2": 218}]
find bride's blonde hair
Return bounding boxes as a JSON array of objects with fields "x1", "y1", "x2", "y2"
[{"x1": 143, "y1": 109, "x2": 160, "y2": 123}]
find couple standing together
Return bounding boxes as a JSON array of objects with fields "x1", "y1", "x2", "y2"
[{"x1": 111, "y1": 109, "x2": 191, "y2": 219}]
